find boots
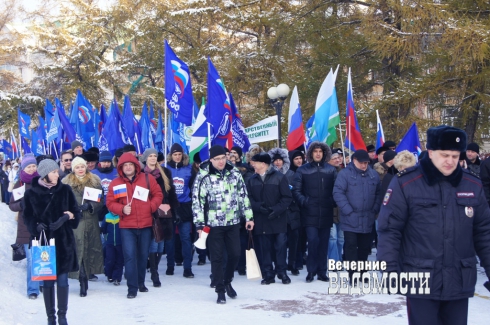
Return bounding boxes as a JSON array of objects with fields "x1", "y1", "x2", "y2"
[
  {"x1": 57, "y1": 286, "x2": 69, "y2": 325},
  {"x1": 79, "y1": 263, "x2": 88, "y2": 297},
  {"x1": 43, "y1": 286, "x2": 56, "y2": 325},
  {"x1": 149, "y1": 253, "x2": 161, "y2": 287}
]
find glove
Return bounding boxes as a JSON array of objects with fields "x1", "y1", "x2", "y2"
[
  {"x1": 36, "y1": 223, "x2": 47, "y2": 233},
  {"x1": 268, "y1": 210, "x2": 278, "y2": 219},
  {"x1": 484, "y1": 280, "x2": 490, "y2": 293},
  {"x1": 260, "y1": 206, "x2": 270, "y2": 215},
  {"x1": 49, "y1": 214, "x2": 70, "y2": 231},
  {"x1": 80, "y1": 203, "x2": 93, "y2": 212}
]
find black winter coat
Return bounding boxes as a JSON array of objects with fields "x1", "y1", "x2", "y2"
[
  {"x1": 480, "y1": 158, "x2": 490, "y2": 206},
  {"x1": 292, "y1": 162, "x2": 337, "y2": 229},
  {"x1": 285, "y1": 169, "x2": 301, "y2": 230},
  {"x1": 23, "y1": 177, "x2": 81, "y2": 275},
  {"x1": 247, "y1": 168, "x2": 292, "y2": 235},
  {"x1": 377, "y1": 156, "x2": 490, "y2": 300}
]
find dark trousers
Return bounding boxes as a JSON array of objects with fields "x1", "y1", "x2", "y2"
[
  {"x1": 305, "y1": 227, "x2": 330, "y2": 275},
  {"x1": 105, "y1": 244, "x2": 124, "y2": 282},
  {"x1": 207, "y1": 224, "x2": 241, "y2": 293},
  {"x1": 407, "y1": 297, "x2": 469, "y2": 325},
  {"x1": 287, "y1": 225, "x2": 299, "y2": 269},
  {"x1": 343, "y1": 231, "x2": 372, "y2": 276},
  {"x1": 120, "y1": 227, "x2": 152, "y2": 294},
  {"x1": 296, "y1": 227, "x2": 307, "y2": 268},
  {"x1": 237, "y1": 227, "x2": 248, "y2": 272},
  {"x1": 258, "y1": 233, "x2": 287, "y2": 279}
]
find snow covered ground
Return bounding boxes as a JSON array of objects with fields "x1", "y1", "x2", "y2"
[{"x1": 1, "y1": 202, "x2": 489, "y2": 325}]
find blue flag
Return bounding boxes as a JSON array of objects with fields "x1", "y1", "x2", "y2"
[
  {"x1": 21, "y1": 136, "x2": 32, "y2": 154},
  {"x1": 99, "y1": 104, "x2": 108, "y2": 133},
  {"x1": 31, "y1": 126, "x2": 44, "y2": 156},
  {"x1": 168, "y1": 113, "x2": 188, "y2": 154},
  {"x1": 165, "y1": 40, "x2": 193, "y2": 126},
  {"x1": 98, "y1": 99, "x2": 130, "y2": 154},
  {"x1": 229, "y1": 92, "x2": 250, "y2": 153},
  {"x1": 46, "y1": 100, "x2": 60, "y2": 144},
  {"x1": 56, "y1": 98, "x2": 77, "y2": 144},
  {"x1": 38, "y1": 116, "x2": 46, "y2": 142},
  {"x1": 396, "y1": 122, "x2": 422, "y2": 158},
  {"x1": 17, "y1": 109, "x2": 31, "y2": 139},
  {"x1": 122, "y1": 95, "x2": 143, "y2": 153},
  {"x1": 155, "y1": 108, "x2": 165, "y2": 152},
  {"x1": 1, "y1": 140, "x2": 13, "y2": 159},
  {"x1": 73, "y1": 90, "x2": 95, "y2": 149},
  {"x1": 206, "y1": 58, "x2": 233, "y2": 148},
  {"x1": 44, "y1": 99, "x2": 55, "y2": 130},
  {"x1": 139, "y1": 102, "x2": 154, "y2": 151}
]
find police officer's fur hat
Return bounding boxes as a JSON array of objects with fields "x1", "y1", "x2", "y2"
[{"x1": 426, "y1": 125, "x2": 466, "y2": 152}]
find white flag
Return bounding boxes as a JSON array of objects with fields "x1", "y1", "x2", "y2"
[
  {"x1": 83, "y1": 187, "x2": 102, "y2": 202},
  {"x1": 13, "y1": 184, "x2": 26, "y2": 201},
  {"x1": 132, "y1": 185, "x2": 149, "y2": 202}
]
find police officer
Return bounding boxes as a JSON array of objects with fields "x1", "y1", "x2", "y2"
[{"x1": 377, "y1": 125, "x2": 490, "y2": 325}]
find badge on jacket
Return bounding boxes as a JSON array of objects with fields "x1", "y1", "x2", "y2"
[
  {"x1": 465, "y1": 207, "x2": 474, "y2": 218},
  {"x1": 383, "y1": 189, "x2": 392, "y2": 206}
]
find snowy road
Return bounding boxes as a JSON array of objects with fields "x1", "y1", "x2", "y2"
[{"x1": 1, "y1": 204, "x2": 489, "y2": 325}]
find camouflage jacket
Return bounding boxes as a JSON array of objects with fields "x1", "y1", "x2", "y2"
[{"x1": 192, "y1": 160, "x2": 253, "y2": 229}]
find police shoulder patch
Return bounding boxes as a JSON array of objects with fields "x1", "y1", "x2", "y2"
[{"x1": 383, "y1": 189, "x2": 393, "y2": 206}]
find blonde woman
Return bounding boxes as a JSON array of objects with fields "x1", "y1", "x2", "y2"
[{"x1": 62, "y1": 157, "x2": 104, "y2": 297}]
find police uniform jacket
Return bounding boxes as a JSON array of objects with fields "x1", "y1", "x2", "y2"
[{"x1": 377, "y1": 156, "x2": 490, "y2": 300}]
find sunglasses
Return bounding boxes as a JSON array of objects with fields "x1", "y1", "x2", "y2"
[{"x1": 64, "y1": 159, "x2": 73, "y2": 162}]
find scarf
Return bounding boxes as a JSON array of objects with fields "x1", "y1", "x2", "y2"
[
  {"x1": 38, "y1": 177, "x2": 56, "y2": 189},
  {"x1": 144, "y1": 165, "x2": 161, "y2": 179},
  {"x1": 20, "y1": 170, "x2": 40, "y2": 184}
]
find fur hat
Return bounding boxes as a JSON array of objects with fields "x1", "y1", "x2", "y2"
[
  {"x1": 123, "y1": 144, "x2": 137, "y2": 153},
  {"x1": 21, "y1": 154, "x2": 37, "y2": 170},
  {"x1": 352, "y1": 149, "x2": 370, "y2": 162},
  {"x1": 376, "y1": 146, "x2": 389, "y2": 156},
  {"x1": 251, "y1": 152, "x2": 271, "y2": 165},
  {"x1": 71, "y1": 157, "x2": 87, "y2": 169},
  {"x1": 394, "y1": 150, "x2": 417, "y2": 171},
  {"x1": 426, "y1": 125, "x2": 466, "y2": 152},
  {"x1": 366, "y1": 144, "x2": 375, "y2": 152},
  {"x1": 384, "y1": 140, "x2": 397, "y2": 149},
  {"x1": 37, "y1": 159, "x2": 59, "y2": 179},
  {"x1": 246, "y1": 144, "x2": 264, "y2": 163},
  {"x1": 82, "y1": 151, "x2": 98, "y2": 162}
]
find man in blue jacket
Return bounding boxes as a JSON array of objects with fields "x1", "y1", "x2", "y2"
[
  {"x1": 166, "y1": 143, "x2": 195, "y2": 278},
  {"x1": 377, "y1": 125, "x2": 490, "y2": 325},
  {"x1": 333, "y1": 149, "x2": 381, "y2": 281}
]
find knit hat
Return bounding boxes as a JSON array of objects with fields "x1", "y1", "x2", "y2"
[
  {"x1": 209, "y1": 145, "x2": 226, "y2": 159},
  {"x1": 193, "y1": 152, "x2": 202, "y2": 164},
  {"x1": 376, "y1": 146, "x2": 389, "y2": 156},
  {"x1": 251, "y1": 152, "x2": 272, "y2": 165},
  {"x1": 231, "y1": 146, "x2": 243, "y2": 158},
  {"x1": 123, "y1": 144, "x2": 137, "y2": 152},
  {"x1": 142, "y1": 148, "x2": 158, "y2": 163},
  {"x1": 170, "y1": 143, "x2": 184, "y2": 154},
  {"x1": 99, "y1": 151, "x2": 113, "y2": 162},
  {"x1": 71, "y1": 140, "x2": 83, "y2": 150},
  {"x1": 272, "y1": 153, "x2": 283, "y2": 162},
  {"x1": 384, "y1": 140, "x2": 397, "y2": 149},
  {"x1": 289, "y1": 150, "x2": 304, "y2": 161},
  {"x1": 459, "y1": 151, "x2": 467, "y2": 161},
  {"x1": 21, "y1": 154, "x2": 37, "y2": 170},
  {"x1": 352, "y1": 150, "x2": 370, "y2": 163},
  {"x1": 37, "y1": 159, "x2": 60, "y2": 179},
  {"x1": 384, "y1": 150, "x2": 397, "y2": 163},
  {"x1": 71, "y1": 157, "x2": 87, "y2": 169},
  {"x1": 115, "y1": 148, "x2": 124, "y2": 158},
  {"x1": 426, "y1": 125, "x2": 466, "y2": 152},
  {"x1": 13, "y1": 163, "x2": 19, "y2": 168},
  {"x1": 331, "y1": 148, "x2": 343, "y2": 158},
  {"x1": 157, "y1": 152, "x2": 164, "y2": 162},
  {"x1": 466, "y1": 142, "x2": 480, "y2": 154}
]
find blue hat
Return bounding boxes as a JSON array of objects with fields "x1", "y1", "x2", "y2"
[{"x1": 99, "y1": 151, "x2": 113, "y2": 162}]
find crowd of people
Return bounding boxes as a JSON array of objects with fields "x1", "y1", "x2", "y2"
[{"x1": 3, "y1": 124, "x2": 490, "y2": 325}]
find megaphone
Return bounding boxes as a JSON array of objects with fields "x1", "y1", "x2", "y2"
[{"x1": 194, "y1": 226, "x2": 210, "y2": 250}]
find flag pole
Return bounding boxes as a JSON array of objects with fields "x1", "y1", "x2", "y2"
[
  {"x1": 52, "y1": 140, "x2": 58, "y2": 158},
  {"x1": 164, "y1": 102, "x2": 168, "y2": 167},
  {"x1": 134, "y1": 133, "x2": 141, "y2": 155},
  {"x1": 339, "y1": 122, "x2": 346, "y2": 166},
  {"x1": 19, "y1": 131, "x2": 22, "y2": 158},
  {"x1": 207, "y1": 122, "x2": 212, "y2": 157}
]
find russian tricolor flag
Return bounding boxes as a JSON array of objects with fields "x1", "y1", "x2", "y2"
[
  {"x1": 113, "y1": 184, "x2": 128, "y2": 200},
  {"x1": 10, "y1": 129, "x2": 20, "y2": 159},
  {"x1": 375, "y1": 110, "x2": 385, "y2": 150},
  {"x1": 344, "y1": 68, "x2": 366, "y2": 152},
  {"x1": 286, "y1": 86, "x2": 306, "y2": 151}
]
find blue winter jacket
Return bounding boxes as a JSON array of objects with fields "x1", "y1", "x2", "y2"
[
  {"x1": 166, "y1": 160, "x2": 192, "y2": 203},
  {"x1": 101, "y1": 212, "x2": 121, "y2": 246},
  {"x1": 333, "y1": 163, "x2": 381, "y2": 233}
]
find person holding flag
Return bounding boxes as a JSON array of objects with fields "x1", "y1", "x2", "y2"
[
  {"x1": 106, "y1": 153, "x2": 163, "y2": 299},
  {"x1": 61, "y1": 157, "x2": 104, "y2": 297}
]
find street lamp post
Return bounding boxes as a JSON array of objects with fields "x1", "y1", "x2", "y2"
[{"x1": 267, "y1": 83, "x2": 290, "y2": 148}]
